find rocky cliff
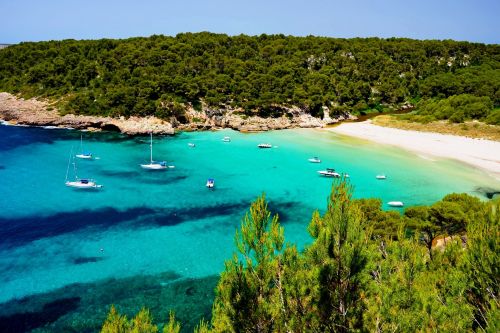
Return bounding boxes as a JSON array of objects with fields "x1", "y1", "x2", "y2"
[{"x1": 0, "y1": 92, "x2": 353, "y2": 135}]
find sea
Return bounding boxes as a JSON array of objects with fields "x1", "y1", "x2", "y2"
[{"x1": 0, "y1": 124, "x2": 498, "y2": 332}]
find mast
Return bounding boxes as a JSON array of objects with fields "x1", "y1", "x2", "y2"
[
  {"x1": 73, "y1": 156, "x2": 78, "y2": 180},
  {"x1": 65, "y1": 149, "x2": 72, "y2": 182},
  {"x1": 80, "y1": 134, "x2": 83, "y2": 153},
  {"x1": 150, "y1": 132, "x2": 153, "y2": 163}
]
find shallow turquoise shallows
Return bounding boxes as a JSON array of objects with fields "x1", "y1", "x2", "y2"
[{"x1": 0, "y1": 124, "x2": 498, "y2": 305}]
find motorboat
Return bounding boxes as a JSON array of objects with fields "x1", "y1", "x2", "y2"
[
  {"x1": 258, "y1": 143, "x2": 272, "y2": 148},
  {"x1": 376, "y1": 174, "x2": 387, "y2": 180},
  {"x1": 308, "y1": 157, "x2": 321, "y2": 163},
  {"x1": 206, "y1": 178, "x2": 215, "y2": 188},
  {"x1": 318, "y1": 168, "x2": 341, "y2": 178},
  {"x1": 222, "y1": 136, "x2": 231, "y2": 142},
  {"x1": 388, "y1": 201, "x2": 404, "y2": 207},
  {"x1": 188, "y1": 143, "x2": 196, "y2": 147}
]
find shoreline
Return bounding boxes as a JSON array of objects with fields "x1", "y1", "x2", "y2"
[
  {"x1": 328, "y1": 121, "x2": 500, "y2": 180},
  {"x1": 0, "y1": 92, "x2": 351, "y2": 135}
]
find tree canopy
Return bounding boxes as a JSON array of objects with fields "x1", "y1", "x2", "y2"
[
  {"x1": 101, "y1": 181, "x2": 499, "y2": 332},
  {"x1": 1, "y1": 33, "x2": 498, "y2": 121}
]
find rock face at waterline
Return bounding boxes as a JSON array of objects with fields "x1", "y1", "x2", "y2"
[
  {"x1": 178, "y1": 104, "x2": 352, "y2": 132},
  {"x1": 0, "y1": 92, "x2": 351, "y2": 134},
  {"x1": 0, "y1": 93, "x2": 175, "y2": 135}
]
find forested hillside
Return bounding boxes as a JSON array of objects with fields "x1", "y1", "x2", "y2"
[
  {"x1": 101, "y1": 181, "x2": 499, "y2": 332},
  {"x1": 0, "y1": 33, "x2": 499, "y2": 122}
]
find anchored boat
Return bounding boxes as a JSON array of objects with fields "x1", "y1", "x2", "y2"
[
  {"x1": 140, "y1": 133, "x2": 174, "y2": 170},
  {"x1": 65, "y1": 151, "x2": 102, "y2": 189},
  {"x1": 308, "y1": 157, "x2": 321, "y2": 163},
  {"x1": 76, "y1": 134, "x2": 92, "y2": 159},
  {"x1": 318, "y1": 168, "x2": 341, "y2": 178}
]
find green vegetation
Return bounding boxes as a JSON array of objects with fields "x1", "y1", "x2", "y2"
[
  {"x1": 101, "y1": 306, "x2": 181, "y2": 333},
  {"x1": 372, "y1": 115, "x2": 500, "y2": 141},
  {"x1": 0, "y1": 33, "x2": 498, "y2": 121},
  {"x1": 400, "y1": 94, "x2": 499, "y2": 125},
  {"x1": 101, "y1": 180, "x2": 499, "y2": 332}
]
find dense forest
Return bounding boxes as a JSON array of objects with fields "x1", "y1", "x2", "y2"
[
  {"x1": 0, "y1": 33, "x2": 499, "y2": 123},
  {"x1": 100, "y1": 180, "x2": 499, "y2": 332}
]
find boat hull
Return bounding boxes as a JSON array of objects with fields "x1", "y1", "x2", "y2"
[
  {"x1": 76, "y1": 154, "x2": 92, "y2": 159},
  {"x1": 318, "y1": 171, "x2": 340, "y2": 177},
  {"x1": 65, "y1": 181, "x2": 102, "y2": 189},
  {"x1": 141, "y1": 163, "x2": 168, "y2": 170}
]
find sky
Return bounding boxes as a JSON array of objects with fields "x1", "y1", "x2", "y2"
[{"x1": 0, "y1": 0, "x2": 498, "y2": 44}]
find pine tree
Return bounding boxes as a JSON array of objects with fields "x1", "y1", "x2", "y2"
[
  {"x1": 162, "y1": 311, "x2": 181, "y2": 333},
  {"x1": 101, "y1": 305, "x2": 130, "y2": 333},
  {"x1": 463, "y1": 201, "x2": 500, "y2": 331},
  {"x1": 211, "y1": 194, "x2": 284, "y2": 332},
  {"x1": 306, "y1": 179, "x2": 368, "y2": 332}
]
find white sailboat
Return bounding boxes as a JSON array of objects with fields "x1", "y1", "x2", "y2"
[
  {"x1": 76, "y1": 134, "x2": 93, "y2": 159},
  {"x1": 140, "y1": 133, "x2": 174, "y2": 170},
  {"x1": 65, "y1": 151, "x2": 102, "y2": 189}
]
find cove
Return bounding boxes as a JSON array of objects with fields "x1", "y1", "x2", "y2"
[{"x1": 0, "y1": 124, "x2": 498, "y2": 321}]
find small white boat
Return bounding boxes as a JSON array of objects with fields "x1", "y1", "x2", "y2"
[
  {"x1": 258, "y1": 143, "x2": 272, "y2": 148},
  {"x1": 66, "y1": 178, "x2": 102, "y2": 189},
  {"x1": 206, "y1": 178, "x2": 215, "y2": 188},
  {"x1": 318, "y1": 168, "x2": 341, "y2": 178},
  {"x1": 343, "y1": 173, "x2": 350, "y2": 178},
  {"x1": 141, "y1": 161, "x2": 169, "y2": 170},
  {"x1": 308, "y1": 157, "x2": 321, "y2": 163},
  {"x1": 141, "y1": 133, "x2": 173, "y2": 170},
  {"x1": 65, "y1": 152, "x2": 102, "y2": 189},
  {"x1": 188, "y1": 143, "x2": 196, "y2": 147},
  {"x1": 376, "y1": 174, "x2": 387, "y2": 180},
  {"x1": 388, "y1": 201, "x2": 404, "y2": 207},
  {"x1": 76, "y1": 134, "x2": 93, "y2": 159},
  {"x1": 222, "y1": 136, "x2": 231, "y2": 142},
  {"x1": 76, "y1": 152, "x2": 93, "y2": 159}
]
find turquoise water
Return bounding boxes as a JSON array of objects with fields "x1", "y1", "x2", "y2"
[{"x1": 0, "y1": 124, "x2": 498, "y2": 330}]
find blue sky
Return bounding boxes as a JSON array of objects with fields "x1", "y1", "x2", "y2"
[{"x1": 0, "y1": 0, "x2": 498, "y2": 44}]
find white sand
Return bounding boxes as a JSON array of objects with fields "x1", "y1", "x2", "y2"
[{"x1": 329, "y1": 121, "x2": 500, "y2": 180}]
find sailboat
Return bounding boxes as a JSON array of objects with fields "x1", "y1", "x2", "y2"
[
  {"x1": 65, "y1": 150, "x2": 102, "y2": 189},
  {"x1": 140, "y1": 133, "x2": 174, "y2": 170},
  {"x1": 76, "y1": 134, "x2": 92, "y2": 159}
]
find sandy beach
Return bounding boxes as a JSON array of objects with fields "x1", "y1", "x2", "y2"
[{"x1": 329, "y1": 121, "x2": 500, "y2": 180}]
